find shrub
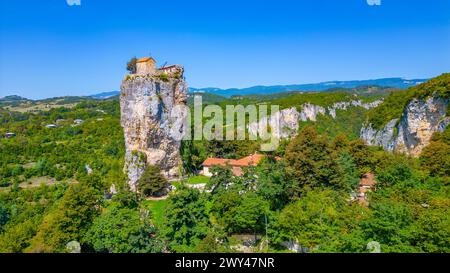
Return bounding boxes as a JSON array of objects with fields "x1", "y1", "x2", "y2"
[
  {"x1": 137, "y1": 165, "x2": 168, "y2": 197},
  {"x1": 126, "y1": 57, "x2": 137, "y2": 74},
  {"x1": 83, "y1": 207, "x2": 164, "y2": 253},
  {"x1": 420, "y1": 128, "x2": 450, "y2": 177}
]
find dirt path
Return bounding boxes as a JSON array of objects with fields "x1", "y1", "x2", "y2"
[{"x1": 145, "y1": 195, "x2": 170, "y2": 201}]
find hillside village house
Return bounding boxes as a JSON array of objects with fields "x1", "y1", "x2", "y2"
[
  {"x1": 354, "y1": 172, "x2": 377, "y2": 206},
  {"x1": 74, "y1": 119, "x2": 84, "y2": 125},
  {"x1": 5, "y1": 132, "x2": 16, "y2": 138},
  {"x1": 202, "y1": 153, "x2": 274, "y2": 177}
]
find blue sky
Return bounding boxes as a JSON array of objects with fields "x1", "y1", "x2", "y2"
[{"x1": 0, "y1": 0, "x2": 449, "y2": 99}]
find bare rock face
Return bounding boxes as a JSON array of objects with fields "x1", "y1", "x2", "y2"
[
  {"x1": 328, "y1": 99, "x2": 384, "y2": 118},
  {"x1": 299, "y1": 103, "x2": 326, "y2": 122},
  {"x1": 395, "y1": 96, "x2": 449, "y2": 156},
  {"x1": 248, "y1": 99, "x2": 383, "y2": 139},
  {"x1": 361, "y1": 96, "x2": 449, "y2": 156},
  {"x1": 360, "y1": 119, "x2": 398, "y2": 152},
  {"x1": 120, "y1": 74, "x2": 187, "y2": 190},
  {"x1": 248, "y1": 107, "x2": 300, "y2": 139}
]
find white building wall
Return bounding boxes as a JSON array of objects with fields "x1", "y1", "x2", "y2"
[{"x1": 203, "y1": 166, "x2": 213, "y2": 177}]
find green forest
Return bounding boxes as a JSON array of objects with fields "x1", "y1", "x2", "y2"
[{"x1": 0, "y1": 76, "x2": 449, "y2": 253}]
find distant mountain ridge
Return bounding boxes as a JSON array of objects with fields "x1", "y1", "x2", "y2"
[
  {"x1": 1, "y1": 77, "x2": 429, "y2": 102},
  {"x1": 0, "y1": 92, "x2": 119, "y2": 104},
  {"x1": 0, "y1": 95, "x2": 32, "y2": 102},
  {"x1": 90, "y1": 91, "x2": 120, "y2": 99},
  {"x1": 189, "y1": 77, "x2": 428, "y2": 97}
]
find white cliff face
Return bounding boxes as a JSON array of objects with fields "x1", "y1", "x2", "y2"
[
  {"x1": 120, "y1": 74, "x2": 187, "y2": 190},
  {"x1": 248, "y1": 99, "x2": 383, "y2": 139},
  {"x1": 328, "y1": 100, "x2": 384, "y2": 118},
  {"x1": 360, "y1": 119, "x2": 398, "y2": 151},
  {"x1": 248, "y1": 107, "x2": 300, "y2": 139},
  {"x1": 395, "y1": 96, "x2": 449, "y2": 156},
  {"x1": 361, "y1": 96, "x2": 449, "y2": 156},
  {"x1": 299, "y1": 103, "x2": 326, "y2": 122}
]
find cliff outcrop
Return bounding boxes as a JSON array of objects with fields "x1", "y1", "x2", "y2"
[
  {"x1": 248, "y1": 99, "x2": 383, "y2": 139},
  {"x1": 361, "y1": 95, "x2": 448, "y2": 156},
  {"x1": 120, "y1": 68, "x2": 187, "y2": 190}
]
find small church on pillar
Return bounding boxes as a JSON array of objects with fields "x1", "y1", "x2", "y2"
[{"x1": 135, "y1": 57, "x2": 183, "y2": 76}]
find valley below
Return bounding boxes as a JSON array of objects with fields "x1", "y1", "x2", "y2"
[{"x1": 0, "y1": 73, "x2": 449, "y2": 254}]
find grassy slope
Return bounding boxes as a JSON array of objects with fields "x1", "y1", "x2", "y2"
[
  {"x1": 143, "y1": 199, "x2": 169, "y2": 228},
  {"x1": 143, "y1": 176, "x2": 209, "y2": 228}
]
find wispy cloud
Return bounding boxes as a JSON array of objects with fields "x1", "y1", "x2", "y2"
[
  {"x1": 367, "y1": 0, "x2": 381, "y2": 6},
  {"x1": 66, "y1": 0, "x2": 81, "y2": 6}
]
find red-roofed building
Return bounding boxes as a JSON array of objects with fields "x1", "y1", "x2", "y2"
[
  {"x1": 159, "y1": 64, "x2": 183, "y2": 75},
  {"x1": 201, "y1": 153, "x2": 278, "y2": 177},
  {"x1": 356, "y1": 173, "x2": 377, "y2": 206},
  {"x1": 233, "y1": 153, "x2": 265, "y2": 167}
]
